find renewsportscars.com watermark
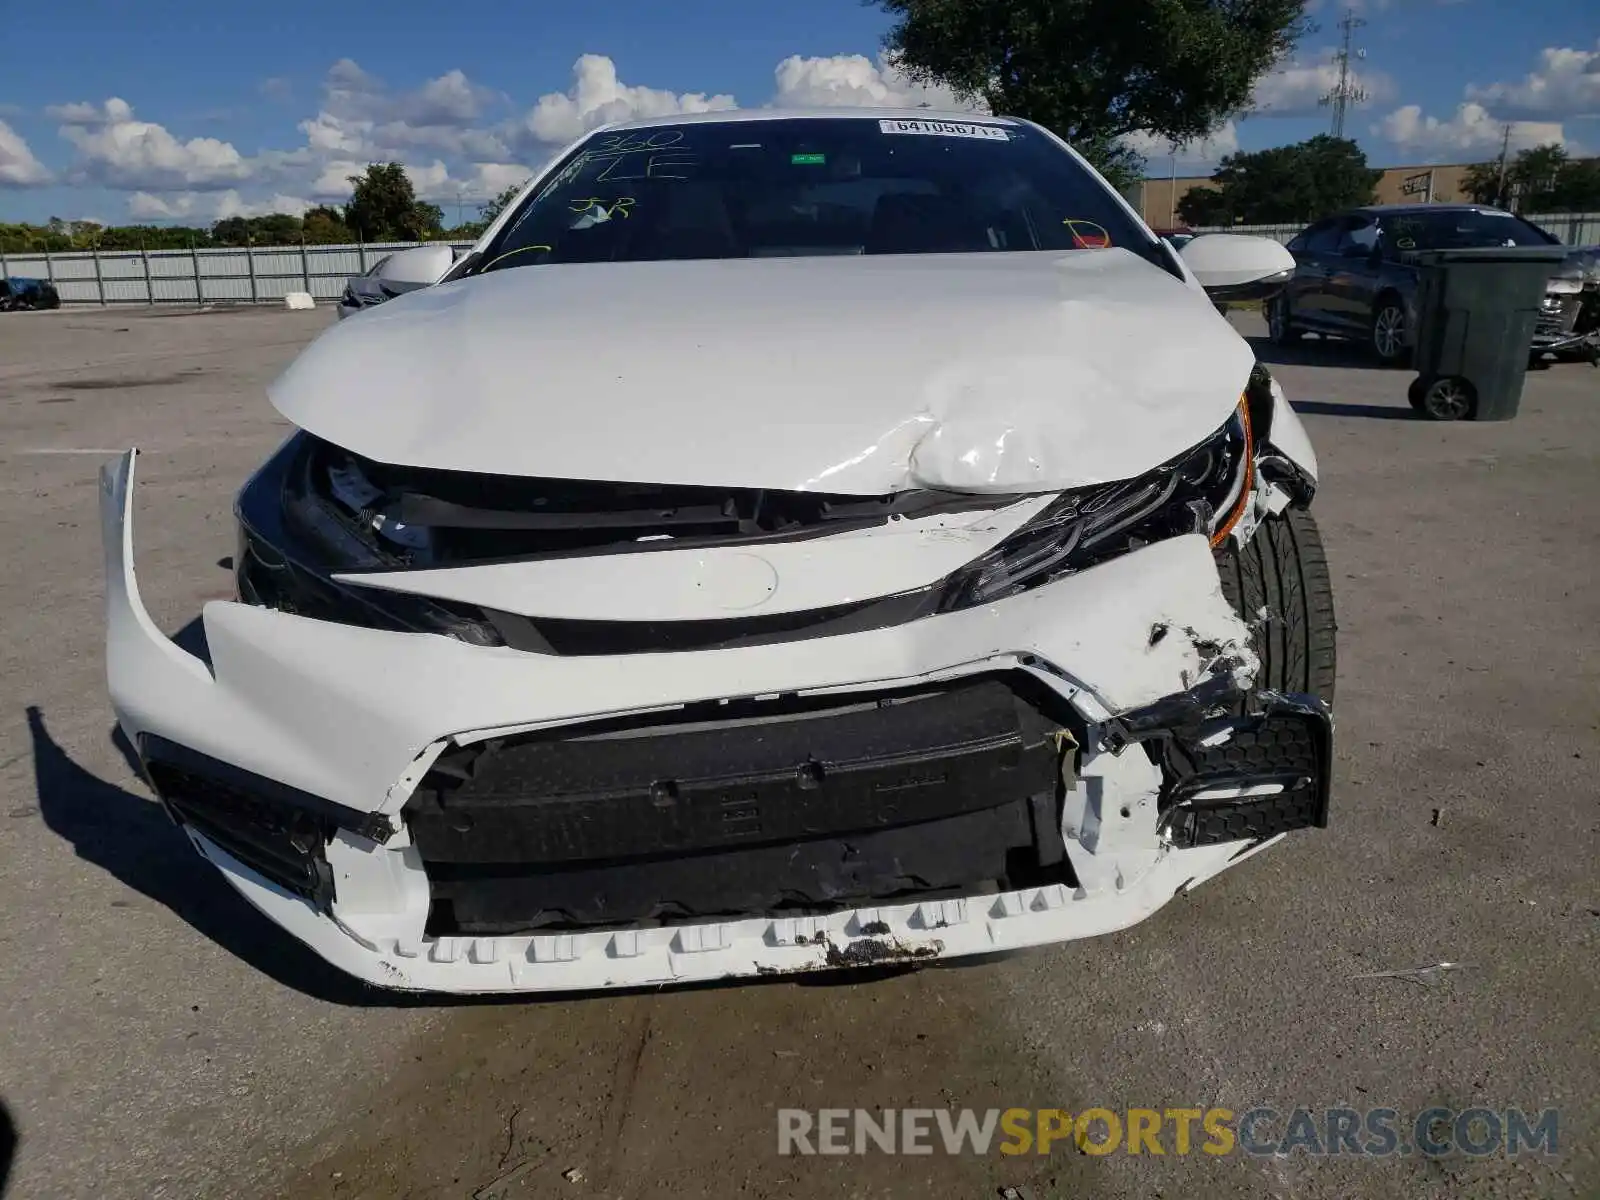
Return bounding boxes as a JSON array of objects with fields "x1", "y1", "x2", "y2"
[{"x1": 777, "y1": 1106, "x2": 1561, "y2": 1158}]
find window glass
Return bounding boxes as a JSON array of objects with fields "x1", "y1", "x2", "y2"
[
  {"x1": 1302, "y1": 221, "x2": 1342, "y2": 253},
  {"x1": 474, "y1": 117, "x2": 1168, "y2": 275}
]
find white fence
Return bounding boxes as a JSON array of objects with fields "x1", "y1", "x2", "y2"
[
  {"x1": 1193, "y1": 211, "x2": 1600, "y2": 247},
  {"x1": 0, "y1": 240, "x2": 476, "y2": 306},
  {"x1": 5, "y1": 211, "x2": 1598, "y2": 306}
]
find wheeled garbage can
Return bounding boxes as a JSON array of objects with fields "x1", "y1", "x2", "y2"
[{"x1": 1406, "y1": 246, "x2": 1568, "y2": 421}]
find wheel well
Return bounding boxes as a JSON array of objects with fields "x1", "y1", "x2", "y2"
[{"x1": 1373, "y1": 289, "x2": 1404, "y2": 316}]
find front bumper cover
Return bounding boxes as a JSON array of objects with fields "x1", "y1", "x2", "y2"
[{"x1": 102, "y1": 449, "x2": 1331, "y2": 994}]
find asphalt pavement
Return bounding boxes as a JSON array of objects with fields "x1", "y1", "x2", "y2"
[{"x1": 0, "y1": 304, "x2": 1594, "y2": 1199}]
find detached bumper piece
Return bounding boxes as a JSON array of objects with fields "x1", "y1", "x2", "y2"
[
  {"x1": 405, "y1": 675, "x2": 1071, "y2": 936},
  {"x1": 1154, "y1": 693, "x2": 1332, "y2": 848},
  {"x1": 137, "y1": 735, "x2": 391, "y2": 907}
]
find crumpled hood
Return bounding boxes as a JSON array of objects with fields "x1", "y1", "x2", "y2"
[{"x1": 270, "y1": 249, "x2": 1254, "y2": 494}]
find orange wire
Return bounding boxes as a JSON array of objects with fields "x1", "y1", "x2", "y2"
[{"x1": 1209, "y1": 397, "x2": 1254, "y2": 547}]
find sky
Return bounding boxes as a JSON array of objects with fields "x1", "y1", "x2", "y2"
[{"x1": 0, "y1": 0, "x2": 1595, "y2": 225}]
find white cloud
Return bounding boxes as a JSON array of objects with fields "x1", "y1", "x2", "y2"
[
  {"x1": 214, "y1": 190, "x2": 312, "y2": 220},
  {"x1": 1249, "y1": 54, "x2": 1396, "y2": 117},
  {"x1": 468, "y1": 162, "x2": 535, "y2": 196},
  {"x1": 1123, "y1": 121, "x2": 1240, "y2": 171},
  {"x1": 403, "y1": 159, "x2": 453, "y2": 198},
  {"x1": 1466, "y1": 39, "x2": 1600, "y2": 120},
  {"x1": 1374, "y1": 102, "x2": 1568, "y2": 161},
  {"x1": 0, "y1": 118, "x2": 51, "y2": 186},
  {"x1": 127, "y1": 189, "x2": 312, "y2": 220},
  {"x1": 769, "y1": 52, "x2": 980, "y2": 111},
  {"x1": 297, "y1": 59, "x2": 508, "y2": 166},
  {"x1": 300, "y1": 110, "x2": 369, "y2": 156},
  {"x1": 126, "y1": 191, "x2": 198, "y2": 219},
  {"x1": 310, "y1": 158, "x2": 365, "y2": 199},
  {"x1": 522, "y1": 54, "x2": 737, "y2": 145},
  {"x1": 44, "y1": 101, "x2": 107, "y2": 124},
  {"x1": 57, "y1": 97, "x2": 252, "y2": 189}
]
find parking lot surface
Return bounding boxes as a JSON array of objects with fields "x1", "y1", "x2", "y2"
[{"x1": 1, "y1": 304, "x2": 1595, "y2": 1199}]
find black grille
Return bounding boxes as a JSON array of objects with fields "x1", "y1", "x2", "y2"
[
  {"x1": 405, "y1": 673, "x2": 1074, "y2": 933},
  {"x1": 1157, "y1": 699, "x2": 1332, "y2": 848},
  {"x1": 144, "y1": 760, "x2": 335, "y2": 903},
  {"x1": 137, "y1": 736, "x2": 393, "y2": 905}
]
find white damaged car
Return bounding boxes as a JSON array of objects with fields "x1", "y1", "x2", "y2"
[{"x1": 101, "y1": 109, "x2": 1334, "y2": 994}]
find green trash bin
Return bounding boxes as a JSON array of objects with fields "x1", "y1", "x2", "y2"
[{"x1": 1406, "y1": 246, "x2": 1569, "y2": 421}]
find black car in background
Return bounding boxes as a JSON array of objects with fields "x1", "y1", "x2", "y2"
[
  {"x1": 0, "y1": 276, "x2": 61, "y2": 311},
  {"x1": 1268, "y1": 204, "x2": 1599, "y2": 365}
]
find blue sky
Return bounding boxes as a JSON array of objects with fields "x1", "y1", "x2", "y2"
[{"x1": 0, "y1": 0, "x2": 1595, "y2": 225}]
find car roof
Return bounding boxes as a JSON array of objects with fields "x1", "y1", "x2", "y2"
[
  {"x1": 1353, "y1": 203, "x2": 1515, "y2": 217},
  {"x1": 593, "y1": 107, "x2": 1025, "y2": 135}
]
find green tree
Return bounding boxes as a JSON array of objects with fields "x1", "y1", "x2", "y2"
[
  {"x1": 1177, "y1": 135, "x2": 1380, "y2": 225},
  {"x1": 1460, "y1": 159, "x2": 1508, "y2": 207},
  {"x1": 1174, "y1": 187, "x2": 1231, "y2": 227},
  {"x1": 211, "y1": 213, "x2": 303, "y2": 246},
  {"x1": 1548, "y1": 156, "x2": 1600, "y2": 212},
  {"x1": 877, "y1": 0, "x2": 1309, "y2": 185},
  {"x1": 480, "y1": 181, "x2": 526, "y2": 224},
  {"x1": 1461, "y1": 144, "x2": 1600, "y2": 212},
  {"x1": 343, "y1": 162, "x2": 445, "y2": 241},
  {"x1": 1509, "y1": 143, "x2": 1569, "y2": 211},
  {"x1": 302, "y1": 205, "x2": 354, "y2": 244}
]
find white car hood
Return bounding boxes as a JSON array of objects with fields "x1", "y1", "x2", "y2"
[{"x1": 269, "y1": 249, "x2": 1254, "y2": 494}]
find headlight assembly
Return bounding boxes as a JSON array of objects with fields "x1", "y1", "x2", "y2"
[
  {"x1": 940, "y1": 399, "x2": 1253, "y2": 611},
  {"x1": 234, "y1": 434, "x2": 502, "y2": 646}
]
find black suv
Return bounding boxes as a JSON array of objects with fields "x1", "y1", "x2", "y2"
[{"x1": 1268, "y1": 204, "x2": 1596, "y2": 364}]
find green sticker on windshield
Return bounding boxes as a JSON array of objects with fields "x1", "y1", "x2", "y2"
[{"x1": 791, "y1": 152, "x2": 826, "y2": 165}]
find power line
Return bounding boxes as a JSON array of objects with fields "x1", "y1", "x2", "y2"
[{"x1": 1318, "y1": 8, "x2": 1369, "y2": 138}]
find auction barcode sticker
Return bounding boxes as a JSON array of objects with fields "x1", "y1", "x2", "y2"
[{"x1": 878, "y1": 119, "x2": 1009, "y2": 141}]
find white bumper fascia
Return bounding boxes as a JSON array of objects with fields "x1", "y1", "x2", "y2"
[{"x1": 102, "y1": 449, "x2": 1274, "y2": 994}]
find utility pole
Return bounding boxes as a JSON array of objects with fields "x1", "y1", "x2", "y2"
[
  {"x1": 1495, "y1": 123, "x2": 1513, "y2": 207},
  {"x1": 1319, "y1": 8, "x2": 1369, "y2": 138},
  {"x1": 1169, "y1": 143, "x2": 1179, "y2": 227}
]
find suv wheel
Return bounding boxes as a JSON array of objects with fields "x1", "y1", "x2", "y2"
[
  {"x1": 1267, "y1": 294, "x2": 1301, "y2": 345},
  {"x1": 1371, "y1": 299, "x2": 1408, "y2": 366}
]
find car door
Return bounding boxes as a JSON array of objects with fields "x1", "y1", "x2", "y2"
[
  {"x1": 1285, "y1": 218, "x2": 1344, "y2": 328},
  {"x1": 1323, "y1": 215, "x2": 1383, "y2": 330}
]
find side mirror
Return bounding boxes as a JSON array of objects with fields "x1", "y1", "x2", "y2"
[
  {"x1": 1180, "y1": 233, "x2": 1296, "y2": 302},
  {"x1": 375, "y1": 244, "x2": 455, "y2": 294}
]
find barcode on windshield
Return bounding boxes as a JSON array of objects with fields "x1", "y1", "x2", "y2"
[{"x1": 878, "y1": 119, "x2": 1009, "y2": 141}]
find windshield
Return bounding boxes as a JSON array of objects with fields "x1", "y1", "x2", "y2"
[
  {"x1": 1381, "y1": 209, "x2": 1558, "y2": 253},
  {"x1": 472, "y1": 117, "x2": 1166, "y2": 275}
]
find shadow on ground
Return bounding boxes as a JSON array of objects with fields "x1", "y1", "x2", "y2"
[
  {"x1": 1291, "y1": 400, "x2": 1420, "y2": 421},
  {"x1": 0, "y1": 1097, "x2": 14, "y2": 1198},
  {"x1": 27, "y1": 702, "x2": 389, "y2": 1006},
  {"x1": 1243, "y1": 333, "x2": 1400, "y2": 372}
]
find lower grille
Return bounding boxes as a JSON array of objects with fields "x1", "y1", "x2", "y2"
[
  {"x1": 406, "y1": 674, "x2": 1073, "y2": 934},
  {"x1": 145, "y1": 764, "x2": 333, "y2": 903},
  {"x1": 1156, "y1": 696, "x2": 1333, "y2": 848},
  {"x1": 137, "y1": 736, "x2": 389, "y2": 905}
]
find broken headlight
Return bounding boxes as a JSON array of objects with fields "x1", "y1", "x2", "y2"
[
  {"x1": 233, "y1": 434, "x2": 502, "y2": 645},
  {"x1": 940, "y1": 399, "x2": 1253, "y2": 611}
]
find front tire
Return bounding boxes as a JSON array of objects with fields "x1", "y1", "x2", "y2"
[
  {"x1": 1214, "y1": 507, "x2": 1337, "y2": 704},
  {"x1": 1371, "y1": 298, "x2": 1409, "y2": 366},
  {"x1": 1267, "y1": 294, "x2": 1301, "y2": 345}
]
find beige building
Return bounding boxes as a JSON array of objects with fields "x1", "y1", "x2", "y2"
[{"x1": 1133, "y1": 162, "x2": 1478, "y2": 229}]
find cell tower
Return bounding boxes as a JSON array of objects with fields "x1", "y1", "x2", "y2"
[{"x1": 1319, "y1": 9, "x2": 1370, "y2": 138}]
